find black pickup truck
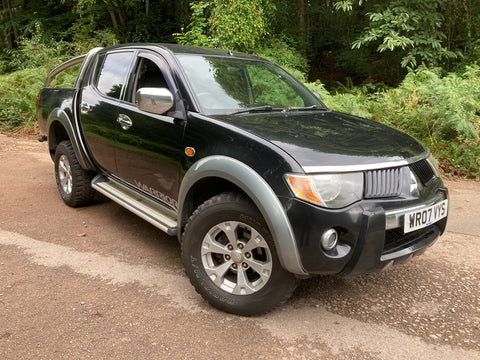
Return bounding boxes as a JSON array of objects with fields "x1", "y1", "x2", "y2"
[{"x1": 36, "y1": 43, "x2": 448, "y2": 315}]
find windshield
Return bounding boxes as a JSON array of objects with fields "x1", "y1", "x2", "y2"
[{"x1": 176, "y1": 54, "x2": 325, "y2": 115}]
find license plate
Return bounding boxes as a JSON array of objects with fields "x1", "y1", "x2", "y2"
[{"x1": 404, "y1": 199, "x2": 448, "y2": 233}]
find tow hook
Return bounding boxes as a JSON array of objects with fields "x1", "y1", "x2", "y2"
[{"x1": 38, "y1": 135, "x2": 47, "y2": 142}]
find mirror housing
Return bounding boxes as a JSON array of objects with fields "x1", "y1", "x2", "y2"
[
  {"x1": 313, "y1": 91, "x2": 322, "y2": 101},
  {"x1": 136, "y1": 87, "x2": 174, "y2": 115}
]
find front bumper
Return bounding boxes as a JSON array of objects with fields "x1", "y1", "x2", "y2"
[{"x1": 282, "y1": 187, "x2": 448, "y2": 276}]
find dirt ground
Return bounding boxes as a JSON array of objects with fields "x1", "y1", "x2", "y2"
[{"x1": 0, "y1": 133, "x2": 479, "y2": 359}]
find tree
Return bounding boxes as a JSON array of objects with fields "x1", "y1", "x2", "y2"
[
  {"x1": 338, "y1": 0, "x2": 459, "y2": 68},
  {"x1": 66, "y1": 0, "x2": 179, "y2": 43},
  {"x1": 209, "y1": 0, "x2": 273, "y2": 51},
  {"x1": 1, "y1": 0, "x2": 480, "y2": 85},
  {"x1": 173, "y1": 1, "x2": 217, "y2": 47},
  {"x1": 0, "y1": 0, "x2": 19, "y2": 49}
]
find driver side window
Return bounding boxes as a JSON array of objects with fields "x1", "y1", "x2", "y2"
[{"x1": 131, "y1": 57, "x2": 169, "y2": 104}]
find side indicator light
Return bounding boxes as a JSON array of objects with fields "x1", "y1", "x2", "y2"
[{"x1": 185, "y1": 147, "x2": 196, "y2": 157}]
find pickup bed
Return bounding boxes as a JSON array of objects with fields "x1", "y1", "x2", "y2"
[{"x1": 36, "y1": 43, "x2": 448, "y2": 315}]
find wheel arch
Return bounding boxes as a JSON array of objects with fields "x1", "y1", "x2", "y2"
[
  {"x1": 46, "y1": 109, "x2": 94, "y2": 171},
  {"x1": 178, "y1": 155, "x2": 307, "y2": 276}
]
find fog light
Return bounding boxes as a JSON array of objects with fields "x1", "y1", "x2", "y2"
[{"x1": 321, "y1": 228, "x2": 338, "y2": 251}]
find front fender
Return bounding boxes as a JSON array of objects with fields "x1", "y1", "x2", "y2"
[{"x1": 178, "y1": 155, "x2": 307, "y2": 276}]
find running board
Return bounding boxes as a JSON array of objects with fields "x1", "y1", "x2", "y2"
[{"x1": 91, "y1": 175, "x2": 178, "y2": 236}]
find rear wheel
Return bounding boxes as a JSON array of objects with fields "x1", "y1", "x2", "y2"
[
  {"x1": 182, "y1": 192, "x2": 297, "y2": 316},
  {"x1": 54, "y1": 140, "x2": 95, "y2": 207}
]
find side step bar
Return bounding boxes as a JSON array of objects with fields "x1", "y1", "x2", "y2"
[{"x1": 91, "y1": 175, "x2": 178, "y2": 236}]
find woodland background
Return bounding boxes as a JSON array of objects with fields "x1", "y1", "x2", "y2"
[{"x1": 0, "y1": 0, "x2": 479, "y2": 178}]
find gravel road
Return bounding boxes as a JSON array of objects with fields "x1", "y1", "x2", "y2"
[{"x1": 0, "y1": 134, "x2": 479, "y2": 359}]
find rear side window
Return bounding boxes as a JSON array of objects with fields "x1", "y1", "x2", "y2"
[
  {"x1": 96, "y1": 52, "x2": 134, "y2": 99},
  {"x1": 48, "y1": 62, "x2": 83, "y2": 89}
]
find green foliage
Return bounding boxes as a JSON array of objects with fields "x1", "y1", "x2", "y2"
[
  {"x1": 68, "y1": 28, "x2": 118, "y2": 56},
  {"x1": 1, "y1": 21, "x2": 67, "y2": 73},
  {"x1": 0, "y1": 67, "x2": 48, "y2": 132},
  {"x1": 306, "y1": 80, "x2": 372, "y2": 119},
  {"x1": 350, "y1": 0, "x2": 459, "y2": 68},
  {"x1": 334, "y1": 0, "x2": 364, "y2": 12},
  {"x1": 174, "y1": 0, "x2": 275, "y2": 51},
  {"x1": 48, "y1": 63, "x2": 84, "y2": 89},
  {"x1": 247, "y1": 66, "x2": 304, "y2": 108},
  {"x1": 209, "y1": 0, "x2": 271, "y2": 51},
  {"x1": 255, "y1": 38, "x2": 309, "y2": 82},
  {"x1": 173, "y1": 2, "x2": 218, "y2": 47},
  {"x1": 304, "y1": 81, "x2": 331, "y2": 101},
  {"x1": 369, "y1": 66, "x2": 480, "y2": 178}
]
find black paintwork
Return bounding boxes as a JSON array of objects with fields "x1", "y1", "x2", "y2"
[
  {"x1": 36, "y1": 43, "x2": 448, "y2": 276},
  {"x1": 211, "y1": 110, "x2": 426, "y2": 169}
]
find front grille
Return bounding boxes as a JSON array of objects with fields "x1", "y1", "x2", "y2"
[
  {"x1": 365, "y1": 167, "x2": 403, "y2": 198},
  {"x1": 383, "y1": 225, "x2": 436, "y2": 254},
  {"x1": 409, "y1": 159, "x2": 435, "y2": 186}
]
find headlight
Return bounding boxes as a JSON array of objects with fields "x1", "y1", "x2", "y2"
[{"x1": 286, "y1": 173, "x2": 363, "y2": 208}]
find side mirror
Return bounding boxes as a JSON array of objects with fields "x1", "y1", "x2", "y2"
[
  {"x1": 136, "y1": 87, "x2": 174, "y2": 115},
  {"x1": 313, "y1": 91, "x2": 322, "y2": 101}
]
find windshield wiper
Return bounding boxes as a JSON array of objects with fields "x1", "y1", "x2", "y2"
[
  {"x1": 230, "y1": 104, "x2": 325, "y2": 115},
  {"x1": 230, "y1": 106, "x2": 283, "y2": 115},
  {"x1": 283, "y1": 105, "x2": 322, "y2": 112}
]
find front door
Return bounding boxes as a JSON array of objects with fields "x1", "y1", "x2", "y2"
[{"x1": 114, "y1": 52, "x2": 185, "y2": 211}]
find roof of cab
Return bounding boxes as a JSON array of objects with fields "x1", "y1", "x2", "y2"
[{"x1": 101, "y1": 43, "x2": 262, "y2": 60}]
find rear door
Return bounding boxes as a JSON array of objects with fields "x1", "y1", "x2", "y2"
[
  {"x1": 114, "y1": 51, "x2": 186, "y2": 211},
  {"x1": 79, "y1": 50, "x2": 135, "y2": 173}
]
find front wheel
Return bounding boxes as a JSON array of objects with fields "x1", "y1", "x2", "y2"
[
  {"x1": 54, "y1": 140, "x2": 95, "y2": 207},
  {"x1": 182, "y1": 192, "x2": 297, "y2": 316}
]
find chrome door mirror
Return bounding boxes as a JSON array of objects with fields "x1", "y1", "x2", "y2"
[{"x1": 136, "y1": 87, "x2": 174, "y2": 115}]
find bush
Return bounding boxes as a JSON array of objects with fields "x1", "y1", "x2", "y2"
[
  {"x1": 0, "y1": 67, "x2": 49, "y2": 132},
  {"x1": 1, "y1": 21, "x2": 67, "y2": 74},
  {"x1": 0, "y1": 23, "x2": 117, "y2": 133},
  {"x1": 255, "y1": 38, "x2": 309, "y2": 81},
  {"x1": 369, "y1": 66, "x2": 480, "y2": 179},
  {"x1": 306, "y1": 80, "x2": 372, "y2": 119}
]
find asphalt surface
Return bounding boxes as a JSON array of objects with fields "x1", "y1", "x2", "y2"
[{"x1": 0, "y1": 134, "x2": 479, "y2": 359}]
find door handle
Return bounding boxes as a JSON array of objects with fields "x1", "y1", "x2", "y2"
[
  {"x1": 80, "y1": 102, "x2": 91, "y2": 114},
  {"x1": 117, "y1": 114, "x2": 133, "y2": 130}
]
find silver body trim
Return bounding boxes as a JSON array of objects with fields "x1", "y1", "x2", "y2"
[
  {"x1": 302, "y1": 151, "x2": 429, "y2": 174},
  {"x1": 92, "y1": 175, "x2": 178, "y2": 235}
]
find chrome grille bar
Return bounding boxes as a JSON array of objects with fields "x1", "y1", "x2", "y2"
[{"x1": 365, "y1": 167, "x2": 402, "y2": 198}]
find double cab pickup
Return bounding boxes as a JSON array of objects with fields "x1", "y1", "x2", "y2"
[{"x1": 36, "y1": 44, "x2": 448, "y2": 315}]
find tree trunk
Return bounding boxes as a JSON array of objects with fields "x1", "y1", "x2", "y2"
[
  {"x1": 2, "y1": 0, "x2": 18, "y2": 48},
  {"x1": 6, "y1": 0, "x2": 18, "y2": 40},
  {"x1": 297, "y1": 0, "x2": 306, "y2": 55},
  {"x1": 0, "y1": 2, "x2": 10, "y2": 48},
  {"x1": 107, "y1": 7, "x2": 120, "y2": 35}
]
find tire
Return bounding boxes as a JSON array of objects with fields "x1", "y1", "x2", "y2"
[
  {"x1": 182, "y1": 192, "x2": 297, "y2": 316},
  {"x1": 54, "y1": 140, "x2": 95, "y2": 207}
]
